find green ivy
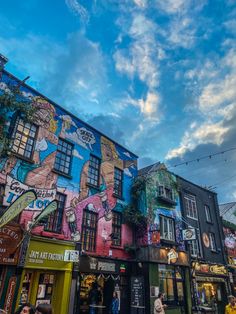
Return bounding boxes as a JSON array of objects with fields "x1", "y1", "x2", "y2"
[{"x1": 0, "y1": 85, "x2": 36, "y2": 157}]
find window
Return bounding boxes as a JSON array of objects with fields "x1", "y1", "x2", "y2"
[
  {"x1": 157, "y1": 185, "x2": 174, "y2": 201},
  {"x1": 188, "y1": 240, "x2": 199, "y2": 257},
  {"x1": 54, "y1": 139, "x2": 73, "y2": 175},
  {"x1": 114, "y1": 168, "x2": 123, "y2": 198},
  {"x1": 45, "y1": 193, "x2": 66, "y2": 233},
  {"x1": 112, "y1": 212, "x2": 122, "y2": 246},
  {"x1": 209, "y1": 232, "x2": 216, "y2": 251},
  {"x1": 205, "y1": 205, "x2": 212, "y2": 222},
  {"x1": 159, "y1": 265, "x2": 184, "y2": 304},
  {"x1": 11, "y1": 117, "x2": 37, "y2": 159},
  {"x1": 160, "y1": 216, "x2": 175, "y2": 241},
  {"x1": 81, "y1": 210, "x2": 97, "y2": 251},
  {"x1": 87, "y1": 155, "x2": 100, "y2": 187},
  {"x1": 184, "y1": 193, "x2": 198, "y2": 220}
]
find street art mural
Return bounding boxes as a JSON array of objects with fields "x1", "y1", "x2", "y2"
[
  {"x1": 0, "y1": 71, "x2": 138, "y2": 258},
  {"x1": 137, "y1": 165, "x2": 185, "y2": 250}
]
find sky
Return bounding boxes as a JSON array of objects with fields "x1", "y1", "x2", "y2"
[{"x1": 0, "y1": 0, "x2": 236, "y2": 203}]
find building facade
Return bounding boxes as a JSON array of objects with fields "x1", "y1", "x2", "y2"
[
  {"x1": 178, "y1": 176, "x2": 229, "y2": 313},
  {"x1": 133, "y1": 163, "x2": 191, "y2": 314},
  {"x1": 0, "y1": 57, "x2": 138, "y2": 313},
  {"x1": 220, "y1": 202, "x2": 236, "y2": 295}
]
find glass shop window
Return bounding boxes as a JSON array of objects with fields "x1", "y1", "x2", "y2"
[
  {"x1": 36, "y1": 273, "x2": 55, "y2": 306},
  {"x1": 159, "y1": 265, "x2": 184, "y2": 305}
]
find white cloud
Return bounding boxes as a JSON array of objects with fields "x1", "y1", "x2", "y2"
[
  {"x1": 157, "y1": 0, "x2": 188, "y2": 14},
  {"x1": 65, "y1": 0, "x2": 89, "y2": 22},
  {"x1": 166, "y1": 122, "x2": 229, "y2": 159}
]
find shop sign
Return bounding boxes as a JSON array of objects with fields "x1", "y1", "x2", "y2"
[
  {"x1": 79, "y1": 256, "x2": 121, "y2": 273},
  {"x1": 0, "y1": 224, "x2": 23, "y2": 265},
  {"x1": 193, "y1": 262, "x2": 227, "y2": 275},
  {"x1": 4, "y1": 276, "x2": 17, "y2": 313},
  {"x1": 25, "y1": 239, "x2": 74, "y2": 271},
  {"x1": 4, "y1": 175, "x2": 56, "y2": 211},
  {"x1": 64, "y1": 250, "x2": 80, "y2": 262},
  {"x1": 202, "y1": 232, "x2": 210, "y2": 248},
  {"x1": 182, "y1": 228, "x2": 196, "y2": 241},
  {"x1": 167, "y1": 249, "x2": 178, "y2": 264},
  {"x1": 131, "y1": 276, "x2": 145, "y2": 313},
  {"x1": 89, "y1": 258, "x2": 116, "y2": 272}
]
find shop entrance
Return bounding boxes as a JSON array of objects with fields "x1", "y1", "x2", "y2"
[
  {"x1": 79, "y1": 274, "x2": 118, "y2": 313},
  {"x1": 197, "y1": 281, "x2": 227, "y2": 313}
]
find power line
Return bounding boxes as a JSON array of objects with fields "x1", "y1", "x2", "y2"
[{"x1": 167, "y1": 147, "x2": 236, "y2": 169}]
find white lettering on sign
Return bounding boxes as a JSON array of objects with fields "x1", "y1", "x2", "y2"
[
  {"x1": 98, "y1": 262, "x2": 116, "y2": 272},
  {"x1": 4, "y1": 176, "x2": 56, "y2": 211},
  {"x1": 28, "y1": 250, "x2": 64, "y2": 264}
]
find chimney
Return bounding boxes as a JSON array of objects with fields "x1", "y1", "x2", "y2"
[{"x1": 0, "y1": 53, "x2": 8, "y2": 70}]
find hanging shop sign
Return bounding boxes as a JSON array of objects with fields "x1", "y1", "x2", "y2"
[
  {"x1": 0, "y1": 223, "x2": 23, "y2": 265},
  {"x1": 25, "y1": 238, "x2": 74, "y2": 271},
  {"x1": 0, "y1": 190, "x2": 37, "y2": 228},
  {"x1": 202, "y1": 232, "x2": 210, "y2": 248},
  {"x1": 146, "y1": 247, "x2": 189, "y2": 266},
  {"x1": 167, "y1": 249, "x2": 178, "y2": 264},
  {"x1": 4, "y1": 176, "x2": 56, "y2": 211},
  {"x1": 182, "y1": 228, "x2": 196, "y2": 241},
  {"x1": 193, "y1": 262, "x2": 227, "y2": 275},
  {"x1": 64, "y1": 250, "x2": 80, "y2": 262}
]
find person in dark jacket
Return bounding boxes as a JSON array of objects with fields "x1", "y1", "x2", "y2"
[
  {"x1": 89, "y1": 282, "x2": 102, "y2": 314},
  {"x1": 14, "y1": 303, "x2": 35, "y2": 314},
  {"x1": 35, "y1": 304, "x2": 53, "y2": 314}
]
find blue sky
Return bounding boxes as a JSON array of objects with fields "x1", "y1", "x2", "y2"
[{"x1": 0, "y1": 0, "x2": 236, "y2": 203}]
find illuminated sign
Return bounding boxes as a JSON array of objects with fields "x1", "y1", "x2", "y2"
[
  {"x1": 167, "y1": 249, "x2": 178, "y2": 264},
  {"x1": 193, "y1": 262, "x2": 227, "y2": 275}
]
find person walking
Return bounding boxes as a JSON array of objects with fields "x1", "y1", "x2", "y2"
[
  {"x1": 154, "y1": 293, "x2": 167, "y2": 314},
  {"x1": 35, "y1": 304, "x2": 53, "y2": 314},
  {"x1": 225, "y1": 295, "x2": 236, "y2": 314},
  {"x1": 110, "y1": 292, "x2": 119, "y2": 314}
]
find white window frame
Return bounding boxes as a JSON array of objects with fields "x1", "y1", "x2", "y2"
[
  {"x1": 209, "y1": 232, "x2": 216, "y2": 251},
  {"x1": 184, "y1": 194, "x2": 198, "y2": 220},
  {"x1": 160, "y1": 216, "x2": 175, "y2": 241},
  {"x1": 204, "y1": 205, "x2": 212, "y2": 222},
  {"x1": 188, "y1": 240, "x2": 199, "y2": 257}
]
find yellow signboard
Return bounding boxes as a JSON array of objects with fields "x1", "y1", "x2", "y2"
[{"x1": 25, "y1": 238, "x2": 75, "y2": 271}]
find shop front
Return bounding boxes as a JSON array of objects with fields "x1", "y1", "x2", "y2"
[
  {"x1": 16, "y1": 237, "x2": 75, "y2": 314},
  {"x1": 192, "y1": 262, "x2": 230, "y2": 313},
  {"x1": 0, "y1": 223, "x2": 23, "y2": 314},
  {"x1": 78, "y1": 255, "x2": 130, "y2": 314},
  {"x1": 136, "y1": 247, "x2": 191, "y2": 314}
]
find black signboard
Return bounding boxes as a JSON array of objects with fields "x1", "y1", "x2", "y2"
[{"x1": 131, "y1": 276, "x2": 145, "y2": 313}]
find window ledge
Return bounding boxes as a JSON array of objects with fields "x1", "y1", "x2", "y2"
[
  {"x1": 11, "y1": 152, "x2": 35, "y2": 164},
  {"x1": 41, "y1": 230, "x2": 65, "y2": 240},
  {"x1": 86, "y1": 183, "x2": 100, "y2": 191},
  {"x1": 206, "y1": 221, "x2": 214, "y2": 225},
  {"x1": 112, "y1": 193, "x2": 124, "y2": 200},
  {"x1": 110, "y1": 245, "x2": 123, "y2": 250},
  {"x1": 52, "y1": 168, "x2": 72, "y2": 179},
  {"x1": 186, "y1": 215, "x2": 198, "y2": 221},
  {"x1": 211, "y1": 249, "x2": 218, "y2": 254}
]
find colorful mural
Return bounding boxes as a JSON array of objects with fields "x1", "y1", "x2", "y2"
[
  {"x1": 0, "y1": 71, "x2": 138, "y2": 259},
  {"x1": 137, "y1": 165, "x2": 185, "y2": 250}
]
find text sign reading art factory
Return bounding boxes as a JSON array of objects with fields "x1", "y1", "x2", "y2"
[
  {"x1": 4, "y1": 176, "x2": 56, "y2": 211},
  {"x1": 25, "y1": 240, "x2": 74, "y2": 271}
]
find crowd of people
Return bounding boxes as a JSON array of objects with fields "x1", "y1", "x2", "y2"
[{"x1": 13, "y1": 303, "x2": 53, "y2": 314}]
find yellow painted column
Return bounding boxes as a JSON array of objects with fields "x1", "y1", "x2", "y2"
[{"x1": 53, "y1": 270, "x2": 72, "y2": 314}]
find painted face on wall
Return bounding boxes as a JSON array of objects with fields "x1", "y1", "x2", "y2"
[{"x1": 225, "y1": 235, "x2": 236, "y2": 249}]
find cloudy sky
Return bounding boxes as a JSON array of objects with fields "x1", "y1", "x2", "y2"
[{"x1": 0, "y1": 0, "x2": 236, "y2": 203}]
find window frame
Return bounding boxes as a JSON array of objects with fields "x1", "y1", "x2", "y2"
[
  {"x1": 81, "y1": 209, "x2": 98, "y2": 252},
  {"x1": 45, "y1": 192, "x2": 66, "y2": 233},
  {"x1": 112, "y1": 211, "x2": 122, "y2": 246},
  {"x1": 188, "y1": 239, "x2": 200, "y2": 257},
  {"x1": 160, "y1": 215, "x2": 175, "y2": 242},
  {"x1": 157, "y1": 185, "x2": 174, "y2": 201},
  {"x1": 11, "y1": 116, "x2": 38, "y2": 161},
  {"x1": 209, "y1": 232, "x2": 217, "y2": 251},
  {"x1": 204, "y1": 205, "x2": 212, "y2": 223},
  {"x1": 159, "y1": 265, "x2": 185, "y2": 306},
  {"x1": 113, "y1": 167, "x2": 123, "y2": 198},
  {"x1": 54, "y1": 138, "x2": 73, "y2": 176},
  {"x1": 184, "y1": 193, "x2": 198, "y2": 220},
  {"x1": 87, "y1": 155, "x2": 101, "y2": 188}
]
